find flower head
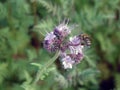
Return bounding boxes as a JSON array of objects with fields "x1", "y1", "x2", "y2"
[
  {"x1": 67, "y1": 36, "x2": 84, "y2": 64},
  {"x1": 61, "y1": 55, "x2": 75, "y2": 69},
  {"x1": 43, "y1": 32, "x2": 60, "y2": 52},
  {"x1": 43, "y1": 20, "x2": 91, "y2": 69},
  {"x1": 69, "y1": 53, "x2": 83, "y2": 64},
  {"x1": 69, "y1": 36, "x2": 80, "y2": 45},
  {"x1": 54, "y1": 20, "x2": 72, "y2": 39}
]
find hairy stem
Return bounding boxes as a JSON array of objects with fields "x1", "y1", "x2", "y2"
[{"x1": 32, "y1": 51, "x2": 60, "y2": 85}]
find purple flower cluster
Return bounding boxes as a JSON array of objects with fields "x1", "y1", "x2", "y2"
[{"x1": 43, "y1": 20, "x2": 85, "y2": 69}]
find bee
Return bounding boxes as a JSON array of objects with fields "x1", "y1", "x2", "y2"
[{"x1": 79, "y1": 33, "x2": 91, "y2": 47}]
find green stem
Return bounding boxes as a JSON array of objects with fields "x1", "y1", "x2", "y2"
[{"x1": 32, "y1": 51, "x2": 60, "y2": 85}]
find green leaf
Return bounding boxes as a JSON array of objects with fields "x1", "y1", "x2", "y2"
[
  {"x1": 79, "y1": 68, "x2": 100, "y2": 81},
  {"x1": 30, "y1": 63, "x2": 42, "y2": 69},
  {"x1": 34, "y1": 18, "x2": 54, "y2": 37}
]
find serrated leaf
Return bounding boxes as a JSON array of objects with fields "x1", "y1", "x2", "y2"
[
  {"x1": 79, "y1": 68, "x2": 100, "y2": 80},
  {"x1": 30, "y1": 63, "x2": 42, "y2": 68}
]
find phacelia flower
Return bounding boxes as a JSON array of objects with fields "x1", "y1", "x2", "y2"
[
  {"x1": 61, "y1": 55, "x2": 75, "y2": 69},
  {"x1": 69, "y1": 36, "x2": 83, "y2": 54},
  {"x1": 69, "y1": 53, "x2": 83, "y2": 64},
  {"x1": 67, "y1": 36, "x2": 84, "y2": 64},
  {"x1": 43, "y1": 32, "x2": 60, "y2": 52},
  {"x1": 43, "y1": 19, "x2": 91, "y2": 69},
  {"x1": 69, "y1": 36, "x2": 80, "y2": 46},
  {"x1": 54, "y1": 20, "x2": 71, "y2": 39}
]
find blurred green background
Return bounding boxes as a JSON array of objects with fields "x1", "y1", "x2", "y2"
[{"x1": 0, "y1": 0, "x2": 120, "y2": 90}]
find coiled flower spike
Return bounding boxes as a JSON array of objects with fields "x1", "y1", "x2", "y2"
[
  {"x1": 43, "y1": 32, "x2": 60, "y2": 52},
  {"x1": 54, "y1": 19, "x2": 71, "y2": 39}
]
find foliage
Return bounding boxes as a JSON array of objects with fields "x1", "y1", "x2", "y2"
[{"x1": 0, "y1": 0, "x2": 120, "y2": 90}]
